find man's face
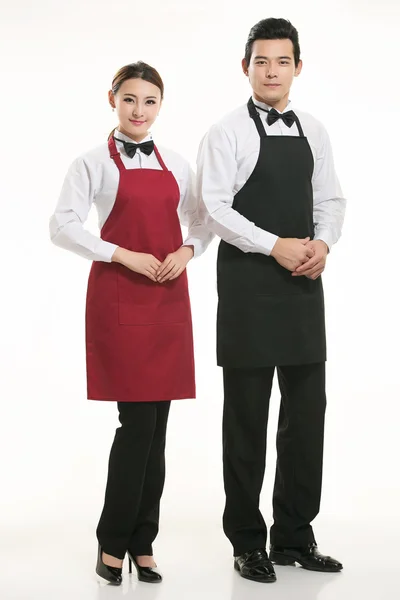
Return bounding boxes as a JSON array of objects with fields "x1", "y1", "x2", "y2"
[{"x1": 243, "y1": 38, "x2": 302, "y2": 110}]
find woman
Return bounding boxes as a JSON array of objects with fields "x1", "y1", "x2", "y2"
[{"x1": 50, "y1": 61, "x2": 212, "y2": 585}]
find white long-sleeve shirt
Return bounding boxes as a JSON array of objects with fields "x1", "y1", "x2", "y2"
[
  {"x1": 196, "y1": 97, "x2": 346, "y2": 255},
  {"x1": 50, "y1": 131, "x2": 214, "y2": 261}
]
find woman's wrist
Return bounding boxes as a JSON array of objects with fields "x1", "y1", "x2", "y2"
[
  {"x1": 112, "y1": 247, "x2": 131, "y2": 265},
  {"x1": 180, "y1": 245, "x2": 194, "y2": 259}
]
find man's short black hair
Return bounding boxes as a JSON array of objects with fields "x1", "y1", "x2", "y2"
[{"x1": 244, "y1": 18, "x2": 301, "y2": 67}]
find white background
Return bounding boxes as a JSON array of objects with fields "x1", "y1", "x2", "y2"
[{"x1": 1, "y1": 0, "x2": 399, "y2": 598}]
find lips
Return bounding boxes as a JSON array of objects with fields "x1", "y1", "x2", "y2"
[{"x1": 130, "y1": 120, "x2": 146, "y2": 125}]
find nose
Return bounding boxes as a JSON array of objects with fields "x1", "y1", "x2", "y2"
[
  {"x1": 132, "y1": 103, "x2": 144, "y2": 117},
  {"x1": 266, "y1": 64, "x2": 278, "y2": 78}
]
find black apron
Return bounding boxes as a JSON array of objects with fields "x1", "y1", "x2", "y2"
[{"x1": 216, "y1": 98, "x2": 326, "y2": 368}]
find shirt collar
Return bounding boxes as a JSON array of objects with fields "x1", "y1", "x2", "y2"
[
  {"x1": 113, "y1": 129, "x2": 153, "y2": 144},
  {"x1": 252, "y1": 96, "x2": 292, "y2": 114}
]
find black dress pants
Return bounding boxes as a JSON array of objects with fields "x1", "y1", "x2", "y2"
[
  {"x1": 96, "y1": 400, "x2": 170, "y2": 559},
  {"x1": 222, "y1": 362, "x2": 326, "y2": 556}
]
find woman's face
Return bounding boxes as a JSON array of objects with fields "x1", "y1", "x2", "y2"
[{"x1": 109, "y1": 78, "x2": 162, "y2": 142}]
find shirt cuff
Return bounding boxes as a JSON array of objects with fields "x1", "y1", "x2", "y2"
[
  {"x1": 100, "y1": 241, "x2": 119, "y2": 262},
  {"x1": 256, "y1": 231, "x2": 279, "y2": 256},
  {"x1": 182, "y1": 237, "x2": 201, "y2": 258},
  {"x1": 314, "y1": 230, "x2": 333, "y2": 252}
]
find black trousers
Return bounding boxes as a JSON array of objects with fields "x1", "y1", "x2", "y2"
[
  {"x1": 96, "y1": 400, "x2": 170, "y2": 559},
  {"x1": 222, "y1": 362, "x2": 326, "y2": 556}
]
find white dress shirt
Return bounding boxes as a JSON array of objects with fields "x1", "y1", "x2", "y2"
[
  {"x1": 50, "y1": 131, "x2": 213, "y2": 261},
  {"x1": 196, "y1": 97, "x2": 346, "y2": 254}
]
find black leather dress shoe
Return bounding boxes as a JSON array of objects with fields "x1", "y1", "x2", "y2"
[
  {"x1": 234, "y1": 549, "x2": 277, "y2": 583},
  {"x1": 95, "y1": 544, "x2": 122, "y2": 585},
  {"x1": 270, "y1": 542, "x2": 343, "y2": 572},
  {"x1": 127, "y1": 551, "x2": 162, "y2": 583}
]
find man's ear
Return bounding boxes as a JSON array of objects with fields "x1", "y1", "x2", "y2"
[{"x1": 295, "y1": 59, "x2": 303, "y2": 77}]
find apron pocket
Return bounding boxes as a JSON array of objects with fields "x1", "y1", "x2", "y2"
[{"x1": 117, "y1": 268, "x2": 191, "y2": 326}]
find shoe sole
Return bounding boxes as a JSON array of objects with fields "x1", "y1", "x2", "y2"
[
  {"x1": 234, "y1": 560, "x2": 277, "y2": 583},
  {"x1": 95, "y1": 572, "x2": 122, "y2": 585},
  {"x1": 136, "y1": 577, "x2": 163, "y2": 584},
  {"x1": 270, "y1": 553, "x2": 343, "y2": 573}
]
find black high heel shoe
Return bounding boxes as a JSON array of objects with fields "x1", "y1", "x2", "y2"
[
  {"x1": 127, "y1": 551, "x2": 162, "y2": 583},
  {"x1": 95, "y1": 544, "x2": 123, "y2": 585}
]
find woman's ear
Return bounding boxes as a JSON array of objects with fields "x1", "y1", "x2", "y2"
[{"x1": 108, "y1": 89, "x2": 116, "y2": 109}]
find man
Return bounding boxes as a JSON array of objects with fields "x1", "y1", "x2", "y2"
[{"x1": 197, "y1": 18, "x2": 345, "y2": 583}]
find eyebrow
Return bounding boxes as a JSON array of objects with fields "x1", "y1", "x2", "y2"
[
  {"x1": 253, "y1": 55, "x2": 292, "y2": 60},
  {"x1": 123, "y1": 93, "x2": 158, "y2": 99}
]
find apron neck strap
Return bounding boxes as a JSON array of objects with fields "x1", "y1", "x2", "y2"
[
  {"x1": 153, "y1": 145, "x2": 168, "y2": 171},
  {"x1": 292, "y1": 114, "x2": 305, "y2": 137},
  {"x1": 108, "y1": 136, "x2": 125, "y2": 171},
  {"x1": 247, "y1": 98, "x2": 267, "y2": 138}
]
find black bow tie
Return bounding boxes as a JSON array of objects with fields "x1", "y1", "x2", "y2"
[
  {"x1": 114, "y1": 138, "x2": 154, "y2": 158},
  {"x1": 267, "y1": 108, "x2": 296, "y2": 128}
]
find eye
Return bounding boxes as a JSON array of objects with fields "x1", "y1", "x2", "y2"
[
  {"x1": 124, "y1": 98, "x2": 134, "y2": 103},
  {"x1": 255, "y1": 61, "x2": 267, "y2": 65},
  {"x1": 280, "y1": 61, "x2": 290, "y2": 65},
  {"x1": 146, "y1": 100, "x2": 156, "y2": 105}
]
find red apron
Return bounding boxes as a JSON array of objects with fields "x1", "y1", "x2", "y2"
[{"x1": 85, "y1": 137, "x2": 195, "y2": 402}]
